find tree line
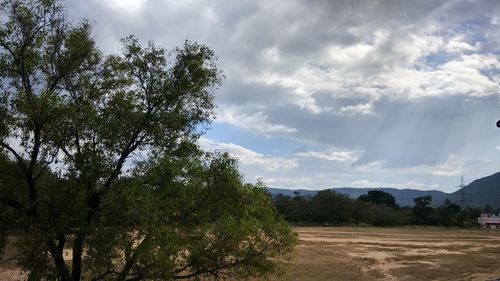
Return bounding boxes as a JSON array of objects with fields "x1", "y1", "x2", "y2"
[{"x1": 271, "y1": 189, "x2": 485, "y2": 227}]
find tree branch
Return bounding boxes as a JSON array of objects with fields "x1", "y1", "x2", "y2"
[
  {"x1": 47, "y1": 240, "x2": 72, "y2": 281},
  {"x1": 33, "y1": 148, "x2": 59, "y2": 181},
  {"x1": 0, "y1": 141, "x2": 27, "y2": 172},
  {"x1": 116, "y1": 235, "x2": 149, "y2": 281}
]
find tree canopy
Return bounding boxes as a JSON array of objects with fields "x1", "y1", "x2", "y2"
[
  {"x1": 0, "y1": 0, "x2": 297, "y2": 280},
  {"x1": 358, "y1": 190, "x2": 397, "y2": 208}
]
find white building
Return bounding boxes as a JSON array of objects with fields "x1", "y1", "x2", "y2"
[{"x1": 478, "y1": 213, "x2": 500, "y2": 229}]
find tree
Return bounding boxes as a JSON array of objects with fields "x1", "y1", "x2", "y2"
[
  {"x1": 358, "y1": 190, "x2": 397, "y2": 208},
  {"x1": 310, "y1": 190, "x2": 352, "y2": 225},
  {"x1": 412, "y1": 196, "x2": 437, "y2": 225},
  {"x1": 272, "y1": 193, "x2": 293, "y2": 221},
  {"x1": 436, "y1": 199, "x2": 461, "y2": 227},
  {"x1": 457, "y1": 207, "x2": 481, "y2": 228},
  {"x1": 352, "y1": 199, "x2": 368, "y2": 226},
  {"x1": 0, "y1": 0, "x2": 297, "y2": 280},
  {"x1": 288, "y1": 192, "x2": 312, "y2": 223}
]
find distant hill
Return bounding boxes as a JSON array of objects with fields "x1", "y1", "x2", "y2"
[
  {"x1": 267, "y1": 188, "x2": 318, "y2": 198},
  {"x1": 268, "y1": 172, "x2": 500, "y2": 208},
  {"x1": 267, "y1": 187, "x2": 448, "y2": 207},
  {"x1": 448, "y1": 172, "x2": 500, "y2": 208}
]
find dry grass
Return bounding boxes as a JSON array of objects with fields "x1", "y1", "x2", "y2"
[
  {"x1": 285, "y1": 227, "x2": 500, "y2": 281},
  {"x1": 2, "y1": 227, "x2": 500, "y2": 281}
]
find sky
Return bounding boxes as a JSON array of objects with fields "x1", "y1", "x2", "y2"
[{"x1": 67, "y1": 0, "x2": 500, "y2": 192}]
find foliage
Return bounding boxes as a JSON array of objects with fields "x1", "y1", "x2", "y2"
[
  {"x1": 412, "y1": 196, "x2": 437, "y2": 225},
  {"x1": 0, "y1": 0, "x2": 297, "y2": 280},
  {"x1": 310, "y1": 190, "x2": 352, "y2": 225},
  {"x1": 436, "y1": 199, "x2": 461, "y2": 227},
  {"x1": 358, "y1": 190, "x2": 397, "y2": 208}
]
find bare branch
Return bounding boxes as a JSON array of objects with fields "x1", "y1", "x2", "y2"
[
  {"x1": 0, "y1": 141, "x2": 28, "y2": 173},
  {"x1": 58, "y1": 145, "x2": 76, "y2": 164},
  {"x1": 33, "y1": 148, "x2": 59, "y2": 181}
]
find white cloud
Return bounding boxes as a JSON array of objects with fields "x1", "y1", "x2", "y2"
[
  {"x1": 351, "y1": 179, "x2": 381, "y2": 187},
  {"x1": 357, "y1": 154, "x2": 465, "y2": 178},
  {"x1": 402, "y1": 181, "x2": 440, "y2": 190},
  {"x1": 261, "y1": 47, "x2": 281, "y2": 63},
  {"x1": 104, "y1": 0, "x2": 147, "y2": 13},
  {"x1": 216, "y1": 107, "x2": 297, "y2": 136},
  {"x1": 491, "y1": 16, "x2": 500, "y2": 25},
  {"x1": 339, "y1": 103, "x2": 375, "y2": 116},
  {"x1": 350, "y1": 179, "x2": 441, "y2": 190},
  {"x1": 373, "y1": 53, "x2": 500, "y2": 100},
  {"x1": 199, "y1": 137, "x2": 298, "y2": 171},
  {"x1": 355, "y1": 161, "x2": 385, "y2": 173},
  {"x1": 296, "y1": 150, "x2": 359, "y2": 162},
  {"x1": 250, "y1": 69, "x2": 330, "y2": 114},
  {"x1": 247, "y1": 35, "x2": 499, "y2": 116},
  {"x1": 445, "y1": 36, "x2": 480, "y2": 53}
]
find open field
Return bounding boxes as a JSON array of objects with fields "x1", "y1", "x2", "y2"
[
  {"x1": 2, "y1": 227, "x2": 500, "y2": 281},
  {"x1": 286, "y1": 227, "x2": 500, "y2": 281}
]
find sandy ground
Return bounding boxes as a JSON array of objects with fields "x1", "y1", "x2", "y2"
[{"x1": 2, "y1": 227, "x2": 500, "y2": 280}]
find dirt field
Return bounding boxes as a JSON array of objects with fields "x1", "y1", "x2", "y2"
[
  {"x1": 288, "y1": 227, "x2": 500, "y2": 281},
  {"x1": 2, "y1": 227, "x2": 500, "y2": 281}
]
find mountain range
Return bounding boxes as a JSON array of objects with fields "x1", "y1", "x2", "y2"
[{"x1": 267, "y1": 171, "x2": 500, "y2": 208}]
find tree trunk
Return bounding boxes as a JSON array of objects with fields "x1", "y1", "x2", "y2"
[{"x1": 71, "y1": 231, "x2": 86, "y2": 281}]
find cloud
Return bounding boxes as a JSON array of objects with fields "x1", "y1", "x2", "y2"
[
  {"x1": 264, "y1": 176, "x2": 315, "y2": 188},
  {"x1": 103, "y1": 0, "x2": 147, "y2": 13},
  {"x1": 424, "y1": 154, "x2": 465, "y2": 177},
  {"x1": 445, "y1": 36, "x2": 480, "y2": 53},
  {"x1": 296, "y1": 150, "x2": 359, "y2": 162},
  {"x1": 351, "y1": 179, "x2": 382, "y2": 188},
  {"x1": 339, "y1": 103, "x2": 375, "y2": 116},
  {"x1": 349, "y1": 179, "x2": 440, "y2": 190},
  {"x1": 216, "y1": 107, "x2": 296, "y2": 136},
  {"x1": 357, "y1": 154, "x2": 465, "y2": 178},
  {"x1": 199, "y1": 137, "x2": 298, "y2": 171}
]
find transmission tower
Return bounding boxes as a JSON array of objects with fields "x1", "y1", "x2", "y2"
[{"x1": 455, "y1": 175, "x2": 471, "y2": 208}]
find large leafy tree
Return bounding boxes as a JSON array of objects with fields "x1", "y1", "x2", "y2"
[
  {"x1": 310, "y1": 190, "x2": 352, "y2": 225},
  {"x1": 358, "y1": 190, "x2": 397, "y2": 208},
  {"x1": 0, "y1": 0, "x2": 297, "y2": 280}
]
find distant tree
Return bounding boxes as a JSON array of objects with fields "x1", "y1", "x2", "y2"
[
  {"x1": 311, "y1": 190, "x2": 353, "y2": 225},
  {"x1": 0, "y1": 1, "x2": 297, "y2": 280},
  {"x1": 360, "y1": 204, "x2": 411, "y2": 227},
  {"x1": 457, "y1": 207, "x2": 482, "y2": 228},
  {"x1": 436, "y1": 199, "x2": 461, "y2": 227},
  {"x1": 366, "y1": 204, "x2": 394, "y2": 226},
  {"x1": 353, "y1": 200, "x2": 369, "y2": 226},
  {"x1": 413, "y1": 196, "x2": 437, "y2": 225},
  {"x1": 414, "y1": 196, "x2": 432, "y2": 207},
  {"x1": 273, "y1": 193, "x2": 293, "y2": 220},
  {"x1": 358, "y1": 190, "x2": 397, "y2": 208},
  {"x1": 289, "y1": 193, "x2": 313, "y2": 223}
]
